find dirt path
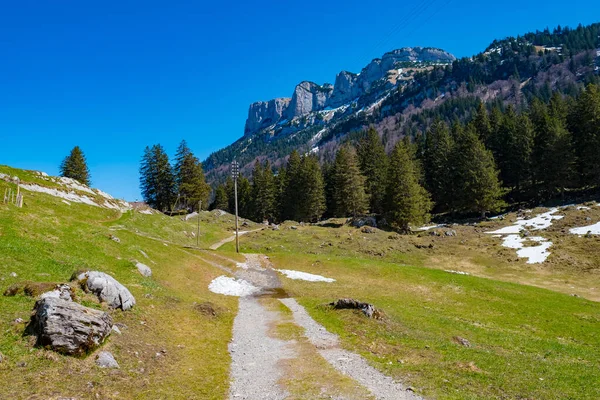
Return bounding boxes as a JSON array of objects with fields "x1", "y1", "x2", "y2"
[
  {"x1": 209, "y1": 229, "x2": 262, "y2": 250},
  {"x1": 226, "y1": 253, "x2": 421, "y2": 400}
]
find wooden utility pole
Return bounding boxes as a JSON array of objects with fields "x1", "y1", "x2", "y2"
[
  {"x1": 231, "y1": 160, "x2": 240, "y2": 253},
  {"x1": 197, "y1": 200, "x2": 201, "y2": 248}
]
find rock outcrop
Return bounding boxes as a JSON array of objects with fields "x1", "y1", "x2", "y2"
[
  {"x1": 244, "y1": 98, "x2": 291, "y2": 136},
  {"x1": 76, "y1": 271, "x2": 136, "y2": 310},
  {"x1": 285, "y1": 81, "x2": 333, "y2": 119},
  {"x1": 243, "y1": 47, "x2": 456, "y2": 136},
  {"x1": 26, "y1": 297, "x2": 113, "y2": 355}
]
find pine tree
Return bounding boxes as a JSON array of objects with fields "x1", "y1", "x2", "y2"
[
  {"x1": 472, "y1": 102, "x2": 491, "y2": 143},
  {"x1": 251, "y1": 160, "x2": 276, "y2": 222},
  {"x1": 531, "y1": 98, "x2": 576, "y2": 199},
  {"x1": 423, "y1": 120, "x2": 454, "y2": 212},
  {"x1": 296, "y1": 155, "x2": 326, "y2": 222},
  {"x1": 451, "y1": 125, "x2": 505, "y2": 217},
  {"x1": 489, "y1": 106, "x2": 533, "y2": 199},
  {"x1": 569, "y1": 84, "x2": 600, "y2": 186},
  {"x1": 213, "y1": 184, "x2": 229, "y2": 211},
  {"x1": 331, "y1": 145, "x2": 368, "y2": 217},
  {"x1": 60, "y1": 146, "x2": 91, "y2": 185},
  {"x1": 356, "y1": 128, "x2": 388, "y2": 214},
  {"x1": 139, "y1": 144, "x2": 176, "y2": 212},
  {"x1": 281, "y1": 150, "x2": 302, "y2": 221},
  {"x1": 386, "y1": 140, "x2": 432, "y2": 232},
  {"x1": 173, "y1": 140, "x2": 210, "y2": 211}
]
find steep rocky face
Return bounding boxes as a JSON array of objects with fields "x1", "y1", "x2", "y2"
[
  {"x1": 285, "y1": 81, "x2": 333, "y2": 119},
  {"x1": 245, "y1": 98, "x2": 291, "y2": 136},
  {"x1": 328, "y1": 71, "x2": 361, "y2": 108},
  {"x1": 243, "y1": 47, "x2": 456, "y2": 136}
]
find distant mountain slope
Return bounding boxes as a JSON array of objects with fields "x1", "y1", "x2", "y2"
[{"x1": 204, "y1": 23, "x2": 600, "y2": 184}]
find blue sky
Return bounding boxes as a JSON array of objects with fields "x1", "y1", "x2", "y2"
[{"x1": 1, "y1": 1, "x2": 598, "y2": 200}]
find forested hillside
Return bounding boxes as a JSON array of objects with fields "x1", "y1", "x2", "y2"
[{"x1": 203, "y1": 23, "x2": 600, "y2": 190}]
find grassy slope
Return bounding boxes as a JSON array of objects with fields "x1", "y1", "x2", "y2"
[
  {"x1": 0, "y1": 168, "x2": 246, "y2": 399},
  {"x1": 235, "y1": 217, "x2": 600, "y2": 400}
]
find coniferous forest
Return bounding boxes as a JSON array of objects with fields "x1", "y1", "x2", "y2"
[{"x1": 140, "y1": 83, "x2": 600, "y2": 230}]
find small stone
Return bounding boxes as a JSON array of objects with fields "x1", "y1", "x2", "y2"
[
  {"x1": 96, "y1": 351, "x2": 119, "y2": 369},
  {"x1": 112, "y1": 325, "x2": 122, "y2": 335},
  {"x1": 13, "y1": 318, "x2": 24, "y2": 324},
  {"x1": 0, "y1": 352, "x2": 4, "y2": 363},
  {"x1": 109, "y1": 234, "x2": 121, "y2": 243},
  {"x1": 10, "y1": 272, "x2": 17, "y2": 278},
  {"x1": 453, "y1": 336, "x2": 471, "y2": 347},
  {"x1": 135, "y1": 262, "x2": 152, "y2": 277},
  {"x1": 17, "y1": 361, "x2": 27, "y2": 367}
]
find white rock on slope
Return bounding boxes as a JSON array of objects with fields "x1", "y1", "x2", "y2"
[{"x1": 77, "y1": 271, "x2": 136, "y2": 310}]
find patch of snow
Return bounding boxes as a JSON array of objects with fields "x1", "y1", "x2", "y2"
[
  {"x1": 208, "y1": 276, "x2": 259, "y2": 297},
  {"x1": 95, "y1": 189, "x2": 114, "y2": 200},
  {"x1": 58, "y1": 177, "x2": 96, "y2": 195},
  {"x1": 444, "y1": 270, "x2": 470, "y2": 275},
  {"x1": 62, "y1": 200, "x2": 71, "y2": 206},
  {"x1": 139, "y1": 209, "x2": 153, "y2": 215},
  {"x1": 20, "y1": 184, "x2": 99, "y2": 207},
  {"x1": 487, "y1": 208, "x2": 563, "y2": 234},
  {"x1": 501, "y1": 235, "x2": 553, "y2": 264},
  {"x1": 415, "y1": 224, "x2": 444, "y2": 231},
  {"x1": 310, "y1": 146, "x2": 319, "y2": 154},
  {"x1": 276, "y1": 269, "x2": 335, "y2": 283},
  {"x1": 185, "y1": 212, "x2": 198, "y2": 221},
  {"x1": 576, "y1": 206, "x2": 590, "y2": 210},
  {"x1": 570, "y1": 221, "x2": 600, "y2": 235}
]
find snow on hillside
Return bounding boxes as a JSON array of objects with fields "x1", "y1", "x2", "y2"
[{"x1": 1, "y1": 170, "x2": 132, "y2": 212}]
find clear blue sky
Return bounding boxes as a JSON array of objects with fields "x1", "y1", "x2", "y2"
[{"x1": 1, "y1": 1, "x2": 598, "y2": 200}]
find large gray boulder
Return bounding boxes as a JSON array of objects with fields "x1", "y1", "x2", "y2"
[
  {"x1": 26, "y1": 297, "x2": 112, "y2": 355},
  {"x1": 77, "y1": 271, "x2": 136, "y2": 310}
]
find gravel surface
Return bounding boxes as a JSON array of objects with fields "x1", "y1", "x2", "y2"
[
  {"x1": 280, "y1": 298, "x2": 422, "y2": 400},
  {"x1": 228, "y1": 296, "x2": 296, "y2": 400}
]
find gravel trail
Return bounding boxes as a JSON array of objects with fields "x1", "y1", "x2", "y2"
[
  {"x1": 228, "y1": 296, "x2": 295, "y2": 400},
  {"x1": 226, "y1": 253, "x2": 422, "y2": 400},
  {"x1": 280, "y1": 298, "x2": 422, "y2": 400}
]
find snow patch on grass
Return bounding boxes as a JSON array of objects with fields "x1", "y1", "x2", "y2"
[
  {"x1": 570, "y1": 221, "x2": 600, "y2": 235},
  {"x1": 415, "y1": 224, "x2": 445, "y2": 231},
  {"x1": 501, "y1": 235, "x2": 553, "y2": 264},
  {"x1": 487, "y1": 208, "x2": 563, "y2": 234},
  {"x1": 275, "y1": 269, "x2": 335, "y2": 282},
  {"x1": 208, "y1": 276, "x2": 259, "y2": 296},
  {"x1": 21, "y1": 184, "x2": 99, "y2": 207}
]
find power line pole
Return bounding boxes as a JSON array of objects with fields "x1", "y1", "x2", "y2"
[
  {"x1": 196, "y1": 200, "x2": 201, "y2": 248},
  {"x1": 231, "y1": 160, "x2": 240, "y2": 253}
]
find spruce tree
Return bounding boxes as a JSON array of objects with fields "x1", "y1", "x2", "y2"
[
  {"x1": 297, "y1": 155, "x2": 326, "y2": 222},
  {"x1": 356, "y1": 128, "x2": 388, "y2": 214},
  {"x1": 213, "y1": 184, "x2": 229, "y2": 211},
  {"x1": 531, "y1": 99, "x2": 576, "y2": 199},
  {"x1": 473, "y1": 102, "x2": 491, "y2": 143},
  {"x1": 423, "y1": 120, "x2": 454, "y2": 212},
  {"x1": 139, "y1": 144, "x2": 177, "y2": 212},
  {"x1": 452, "y1": 125, "x2": 505, "y2": 217},
  {"x1": 331, "y1": 145, "x2": 368, "y2": 217},
  {"x1": 281, "y1": 150, "x2": 302, "y2": 221},
  {"x1": 569, "y1": 84, "x2": 600, "y2": 186},
  {"x1": 174, "y1": 140, "x2": 210, "y2": 211},
  {"x1": 251, "y1": 160, "x2": 276, "y2": 222},
  {"x1": 60, "y1": 146, "x2": 91, "y2": 185},
  {"x1": 386, "y1": 140, "x2": 432, "y2": 232}
]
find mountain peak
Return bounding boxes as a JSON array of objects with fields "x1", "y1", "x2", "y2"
[{"x1": 243, "y1": 46, "x2": 455, "y2": 136}]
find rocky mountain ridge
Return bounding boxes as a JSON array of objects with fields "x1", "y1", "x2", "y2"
[{"x1": 244, "y1": 47, "x2": 456, "y2": 136}]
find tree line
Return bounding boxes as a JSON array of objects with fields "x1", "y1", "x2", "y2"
[
  {"x1": 139, "y1": 140, "x2": 210, "y2": 212},
  {"x1": 212, "y1": 84, "x2": 600, "y2": 229}
]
